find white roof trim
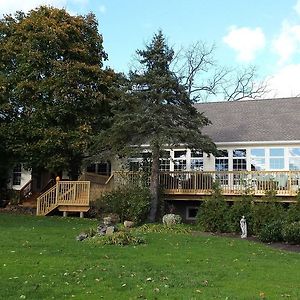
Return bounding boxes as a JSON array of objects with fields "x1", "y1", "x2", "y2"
[{"x1": 215, "y1": 140, "x2": 300, "y2": 146}]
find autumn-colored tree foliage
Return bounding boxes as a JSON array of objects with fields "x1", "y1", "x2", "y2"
[{"x1": 0, "y1": 6, "x2": 112, "y2": 179}]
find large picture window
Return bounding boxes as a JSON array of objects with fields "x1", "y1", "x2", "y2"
[
  {"x1": 269, "y1": 148, "x2": 284, "y2": 170},
  {"x1": 251, "y1": 149, "x2": 265, "y2": 171},
  {"x1": 289, "y1": 148, "x2": 300, "y2": 170}
]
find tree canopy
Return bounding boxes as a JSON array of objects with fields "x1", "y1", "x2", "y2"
[
  {"x1": 0, "y1": 6, "x2": 114, "y2": 179},
  {"x1": 98, "y1": 31, "x2": 216, "y2": 221}
]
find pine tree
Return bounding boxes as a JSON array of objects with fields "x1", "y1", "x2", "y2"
[{"x1": 105, "y1": 31, "x2": 216, "y2": 221}]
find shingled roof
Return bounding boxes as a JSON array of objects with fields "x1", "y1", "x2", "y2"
[{"x1": 194, "y1": 97, "x2": 300, "y2": 143}]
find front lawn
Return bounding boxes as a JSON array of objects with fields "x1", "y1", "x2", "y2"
[{"x1": 0, "y1": 214, "x2": 299, "y2": 299}]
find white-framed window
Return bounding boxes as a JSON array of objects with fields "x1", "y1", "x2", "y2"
[
  {"x1": 269, "y1": 148, "x2": 284, "y2": 170},
  {"x1": 12, "y1": 164, "x2": 22, "y2": 186},
  {"x1": 160, "y1": 150, "x2": 170, "y2": 171},
  {"x1": 250, "y1": 148, "x2": 266, "y2": 171},
  {"x1": 215, "y1": 150, "x2": 228, "y2": 185},
  {"x1": 233, "y1": 149, "x2": 247, "y2": 184},
  {"x1": 186, "y1": 206, "x2": 199, "y2": 220},
  {"x1": 190, "y1": 150, "x2": 203, "y2": 171},
  {"x1": 174, "y1": 150, "x2": 187, "y2": 171},
  {"x1": 289, "y1": 148, "x2": 300, "y2": 170},
  {"x1": 233, "y1": 149, "x2": 247, "y2": 170}
]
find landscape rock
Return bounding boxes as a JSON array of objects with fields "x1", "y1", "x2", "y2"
[
  {"x1": 105, "y1": 226, "x2": 115, "y2": 235},
  {"x1": 162, "y1": 214, "x2": 182, "y2": 226},
  {"x1": 124, "y1": 220, "x2": 135, "y2": 228},
  {"x1": 103, "y1": 216, "x2": 112, "y2": 226},
  {"x1": 76, "y1": 233, "x2": 88, "y2": 241}
]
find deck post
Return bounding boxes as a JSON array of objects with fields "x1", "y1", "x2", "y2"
[
  {"x1": 80, "y1": 211, "x2": 84, "y2": 218},
  {"x1": 63, "y1": 211, "x2": 67, "y2": 217}
]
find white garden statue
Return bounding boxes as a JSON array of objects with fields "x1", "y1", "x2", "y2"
[{"x1": 240, "y1": 215, "x2": 247, "y2": 239}]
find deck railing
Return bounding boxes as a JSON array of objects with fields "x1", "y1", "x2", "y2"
[
  {"x1": 113, "y1": 170, "x2": 300, "y2": 197},
  {"x1": 159, "y1": 170, "x2": 300, "y2": 196},
  {"x1": 36, "y1": 181, "x2": 90, "y2": 215}
]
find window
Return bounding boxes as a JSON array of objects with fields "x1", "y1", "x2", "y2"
[
  {"x1": 215, "y1": 150, "x2": 228, "y2": 185},
  {"x1": 174, "y1": 150, "x2": 187, "y2": 171},
  {"x1": 233, "y1": 149, "x2": 247, "y2": 170},
  {"x1": 289, "y1": 148, "x2": 300, "y2": 170},
  {"x1": 251, "y1": 149, "x2": 265, "y2": 171},
  {"x1": 160, "y1": 151, "x2": 170, "y2": 171},
  {"x1": 215, "y1": 150, "x2": 228, "y2": 171},
  {"x1": 86, "y1": 163, "x2": 96, "y2": 173},
  {"x1": 233, "y1": 149, "x2": 247, "y2": 184},
  {"x1": 13, "y1": 164, "x2": 22, "y2": 186},
  {"x1": 269, "y1": 148, "x2": 284, "y2": 170},
  {"x1": 190, "y1": 150, "x2": 203, "y2": 171},
  {"x1": 129, "y1": 161, "x2": 140, "y2": 172},
  {"x1": 186, "y1": 207, "x2": 199, "y2": 220},
  {"x1": 86, "y1": 162, "x2": 111, "y2": 175}
]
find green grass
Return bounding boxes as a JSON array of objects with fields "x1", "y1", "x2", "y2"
[{"x1": 0, "y1": 214, "x2": 300, "y2": 299}]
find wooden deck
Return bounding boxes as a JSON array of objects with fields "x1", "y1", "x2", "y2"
[
  {"x1": 36, "y1": 181, "x2": 90, "y2": 216},
  {"x1": 115, "y1": 170, "x2": 300, "y2": 199},
  {"x1": 36, "y1": 170, "x2": 300, "y2": 216}
]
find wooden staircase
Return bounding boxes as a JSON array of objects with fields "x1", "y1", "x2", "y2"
[{"x1": 36, "y1": 181, "x2": 90, "y2": 216}]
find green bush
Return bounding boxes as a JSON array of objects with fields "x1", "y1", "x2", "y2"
[
  {"x1": 258, "y1": 220, "x2": 285, "y2": 243},
  {"x1": 282, "y1": 222, "x2": 300, "y2": 244},
  {"x1": 228, "y1": 199, "x2": 253, "y2": 235},
  {"x1": 251, "y1": 202, "x2": 286, "y2": 236},
  {"x1": 286, "y1": 202, "x2": 300, "y2": 223},
  {"x1": 136, "y1": 223, "x2": 192, "y2": 234},
  {"x1": 94, "y1": 184, "x2": 151, "y2": 224},
  {"x1": 197, "y1": 182, "x2": 230, "y2": 233},
  {"x1": 90, "y1": 231, "x2": 146, "y2": 246}
]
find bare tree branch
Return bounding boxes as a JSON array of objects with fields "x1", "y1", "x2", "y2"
[{"x1": 173, "y1": 42, "x2": 268, "y2": 102}]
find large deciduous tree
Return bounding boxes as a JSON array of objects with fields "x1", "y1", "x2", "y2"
[
  {"x1": 101, "y1": 31, "x2": 216, "y2": 221},
  {"x1": 0, "y1": 6, "x2": 112, "y2": 179},
  {"x1": 175, "y1": 41, "x2": 268, "y2": 102}
]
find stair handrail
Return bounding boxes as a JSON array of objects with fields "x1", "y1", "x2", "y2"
[
  {"x1": 36, "y1": 184, "x2": 58, "y2": 216},
  {"x1": 19, "y1": 179, "x2": 33, "y2": 202}
]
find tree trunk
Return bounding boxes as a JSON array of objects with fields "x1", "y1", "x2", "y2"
[
  {"x1": 148, "y1": 143, "x2": 160, "y2": 222},
  {"x1": 68, "y1": 155, "x2": 82, "y2": 180}
]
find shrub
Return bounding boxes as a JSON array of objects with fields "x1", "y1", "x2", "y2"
[
  {"x1": 228, "y1": 199, "x2": 253, "y2": 235},
  {"x1": 90, "y1": 231, "x2": 146, "y2": 246},
  {"x1": 136, "y1": 223, "x2": 192, "y2": 234},
  {"x1": 286, "y1": 202, "x2": 300, "y2": 223},
  {"x1": 197, "y1": 182, "x2": 230, "y2": 233},
  {"x1": 282, "y1": 222, "x2": 300, "y2": 244},
  {"x1": 258, "y1": 220, "x2": 285, "y2": 243},
  {"x1": 251, "y1": 202, "x2": 286, "y2": 236},
  {"x1": 94, "y1": 184, "x2": 151, "y2": 224}
]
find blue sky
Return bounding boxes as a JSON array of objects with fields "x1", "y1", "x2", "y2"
[{"x1": 2, "y1": 0, "x2": 300, "y2": 98}]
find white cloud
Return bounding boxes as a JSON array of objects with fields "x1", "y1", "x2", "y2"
[
  {"x1": 223, "y1": 26, "x2": 266, "y2": 62},
  {"x1": 272, "y1": 21, "x2": 300, "y2": 64},
  {"x1": 266, "y1": 64, "x2": 300, "y2": 98},
  {"x1": 294, "y1": 0, "x2": 300, "y2": 15}
]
